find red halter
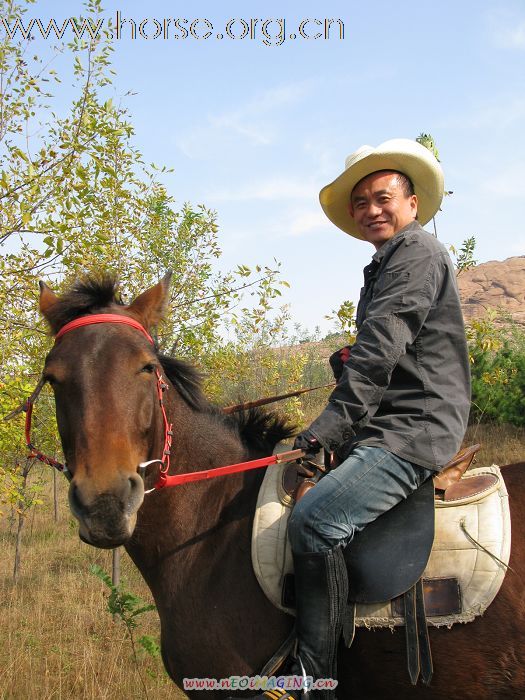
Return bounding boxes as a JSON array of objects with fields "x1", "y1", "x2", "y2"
[
  {"x1": 25, "y1": 314, "x2": 172, "y2": 489},
  {"x1": 55, "y1": 314, "x2": 154, "y2": 344}
]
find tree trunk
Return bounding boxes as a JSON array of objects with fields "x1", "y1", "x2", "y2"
[
  {"x1": 112, "y1": 547, "x2": 121, "y2": 587},
  {"x1": 13, "y1": 508, "x2": 25, "y2": 584},
  {"x1": 12, "y1": 460, "x2": 32, "y2": 584},
  {"x1": 53, "y1": 468, "x2": 59, "y2": 522}
]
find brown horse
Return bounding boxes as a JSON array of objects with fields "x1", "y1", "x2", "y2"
[{"x1": 38, "y1": 275, "x2": 525, "y2": 700}]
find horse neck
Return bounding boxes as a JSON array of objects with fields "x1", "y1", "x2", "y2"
[
  {"x1": 125, "y1": 383, "x2": 292, "y2": 682},
  {"x1": 127, "y1": 386, "x2": 263, "y2": 578}
]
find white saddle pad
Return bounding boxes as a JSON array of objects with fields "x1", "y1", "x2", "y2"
[{"x1": 251, "y1": 463, "x2": 511, "y2": 628}]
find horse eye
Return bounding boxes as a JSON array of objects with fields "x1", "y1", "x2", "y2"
[{"x1": 141, "y1": 363, "x2": 156, "y2": 374}]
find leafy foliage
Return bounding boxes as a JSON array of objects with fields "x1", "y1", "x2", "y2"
[
  {"x1": 416, "y1": 133, "x2": 440, "y2": 161},
  {"x1": 450, "y1": 236, "x2": 477, "y2": 275},
  {"x1": 468, "y1": 314, "x2": 525, "y2": 427},
  {"x1": 90, "y1": 563, "x2": 162, "y2": 696},
  {"x1": 0, "y1": 0, "x2": 290, "y2": 510},
  {"x1": 325, "y1": 299, "x2": 356, "y2": 340}
]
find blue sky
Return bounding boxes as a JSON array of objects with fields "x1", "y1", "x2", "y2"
[{"x1": 11, "y1": 0, "x2": 525, "y2": 334}]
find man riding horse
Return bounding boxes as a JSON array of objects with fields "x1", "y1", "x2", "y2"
[{"x1": 232, "y1": 138, "x2": 471, "y2": 699}]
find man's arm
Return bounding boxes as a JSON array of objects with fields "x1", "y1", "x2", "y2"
[{"x1": 306, "y1": 240, "x2": 446, "y2": 451}]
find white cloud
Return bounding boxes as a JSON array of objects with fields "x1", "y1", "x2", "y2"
[
  {"x1": 302, "y1": 139, "x2": 341, "y2": 180},
  {"x1": 288, "y1": 209, "x2": 329, "y2": 236},
  {"x1": 487, "y1": 8, "x2": 525, "y2": 49},
  {"x1": 207, "y1": 177, "x2": 316, "y2": 203},
  {"x1": 262, "y1": 205, "x2": 331, "y2": 239},
  {"x1": 494, "y1": 21, "x2": 525, "y2": 49},
  {"x1": 175, "y1": 81, "x2": 312, "y2": 158},
  {"x1": 219, "y1": 202, "x2": 331, "y2": 242}
]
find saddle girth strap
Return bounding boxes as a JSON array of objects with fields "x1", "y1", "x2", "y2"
[
  {"x1": 404, "y1": 579, "x2": 433, "y2": 686},
  {"x1": 404, "y1": 584, "x2": 420, "y2": 685}
]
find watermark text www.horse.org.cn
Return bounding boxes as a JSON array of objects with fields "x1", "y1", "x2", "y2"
[
  {"x1": 182, "y1": 675, "x2": 338, "y2": 691},
  {"x1": 1, "y1": 13, "x2": 345, "y2": 46}
]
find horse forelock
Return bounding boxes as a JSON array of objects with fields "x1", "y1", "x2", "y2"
[{"x1": 45, "y1": 274, "x2": 123, "y2": 333}]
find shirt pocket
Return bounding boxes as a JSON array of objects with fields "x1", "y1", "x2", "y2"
[{"x1": 374, "y1": 270, "x2": 411, "y2": 312}]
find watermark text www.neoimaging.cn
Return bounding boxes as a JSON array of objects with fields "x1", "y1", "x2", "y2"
[{"x1": 1, "y1": 13, "x2": 345, "y2": 46}]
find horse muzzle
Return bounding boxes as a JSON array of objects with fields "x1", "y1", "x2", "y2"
[{"x1": 68, "y1": 472, "x2": 144, "y2": 548}]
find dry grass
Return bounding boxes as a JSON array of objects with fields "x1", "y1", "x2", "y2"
[
  {"x1": 0, "y1": 424, "x2": 523, "y2": 699},
  {"x1": 463, "y1": 421, "x2": 525, "y2": 467},
  {"x1": 0, "y1": 476, "x2": 185, "y2": 699}
]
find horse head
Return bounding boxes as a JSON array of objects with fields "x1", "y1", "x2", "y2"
[{"x1": 39, "y1": 273, "x2": 172, "y2": 548}]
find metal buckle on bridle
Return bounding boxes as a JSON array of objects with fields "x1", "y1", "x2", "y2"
[{"x1": 137, "y1": 458, "x2": 164, "y2": 494}]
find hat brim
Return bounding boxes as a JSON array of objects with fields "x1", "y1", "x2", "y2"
[{"x1": 319, "y1": 140, "x2": 445, "y2": 239}]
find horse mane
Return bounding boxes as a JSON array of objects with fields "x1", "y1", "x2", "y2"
[
  {"x1": 227, "y1": 407, "x2": 296, "y2": 455},
  {"x1": 158, "y1": 355, "x2": 208, "y2": 412},
  {"x1": 46, "y1": 275, "x2": 296, "y2": 452},
  {"x1": 159, "y1": 356, "x2": 295, "y2": 451}
]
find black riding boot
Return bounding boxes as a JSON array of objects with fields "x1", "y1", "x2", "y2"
[{"x1": 228, "y1": 546, "x2": 348, "y2": 700}]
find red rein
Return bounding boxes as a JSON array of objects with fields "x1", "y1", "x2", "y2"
[{"x1": 28, "y1": 314, "x2": 303, "y2": 491}]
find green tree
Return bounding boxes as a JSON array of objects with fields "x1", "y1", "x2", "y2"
[
  {"x1": 468, "y1": 314, "x2": 525, "y2": 427},
  {"x1": 0, "y1": 0, "x2": 291, "y2": 516},
  {"x1": 450, "y1": 236, "x2": 477, "y2": 275}
]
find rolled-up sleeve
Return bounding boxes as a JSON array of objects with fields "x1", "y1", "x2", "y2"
[{"x1": 308, "y1": 240, "x2": 444, "y2": 451}]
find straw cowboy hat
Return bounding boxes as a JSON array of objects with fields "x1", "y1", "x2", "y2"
[{"x1": 319, "y1": 138, "x2": 444, "y2": 239}]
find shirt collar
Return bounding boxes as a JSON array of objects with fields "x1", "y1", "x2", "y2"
[{"x1": 372, "y1": 221, "x2": 422, "y2": 263}]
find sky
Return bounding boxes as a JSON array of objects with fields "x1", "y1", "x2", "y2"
[{"x1": 7, "y1": 0, "x2": 525, "y2": 335}]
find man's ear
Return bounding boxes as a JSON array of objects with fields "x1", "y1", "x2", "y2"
[
  {"x1": 39, "y1": 281, "x2": 59, "y2": 321},
  {"x1": 410, "y1": 194, "x2": 418, "y2": 219},
  {"x1": 126, "y1": 271, "x2": 172, "y2": 329}
]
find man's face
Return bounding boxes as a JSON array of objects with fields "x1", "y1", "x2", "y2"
[{"x1": 348, "y1": 171, "x2": 418, "y2": 249}]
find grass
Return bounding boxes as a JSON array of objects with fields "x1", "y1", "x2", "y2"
[
  {"x1": 463, "y1": 421, "x2": 525, "y2": 467},
  {"x1": 0, "y1": 474, "x2": 184, "y2": 699},
  {"x1": 0, "y1": 423, "x2": 523, "y2": 699}
]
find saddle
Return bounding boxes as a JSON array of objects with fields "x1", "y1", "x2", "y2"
[{"x1": 252, "y1": 444, "x2": 512, "y2": 686}]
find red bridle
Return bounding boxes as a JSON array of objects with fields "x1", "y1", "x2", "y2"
[
  {"x1": 25, "y1": 313, "x2": 305, "y2": 491},
  {"x1": 27, "y1": 314, "x2": 173, "y2": 489}
]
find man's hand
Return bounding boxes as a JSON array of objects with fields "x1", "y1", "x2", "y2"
[
  {"x1": 293, "y1": 430, "x2": 322, "y2": 459},
  {"x1": 329, "y1": 345, "x2": 352, "y2": 381}
]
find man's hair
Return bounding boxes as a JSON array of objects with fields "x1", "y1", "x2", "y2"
[
  {"x1": 388, "y1": 170, "x2": 415, "y2": 198},
  {"x1": 351, "y1": 170, "x2": 415, "y2": 199}
]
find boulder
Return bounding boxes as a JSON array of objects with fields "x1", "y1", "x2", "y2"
[{"x1": 457, "y1": 256, "x2": 525, "y2": 326}]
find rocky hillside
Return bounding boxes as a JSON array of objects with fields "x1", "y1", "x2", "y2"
[{"x1": 457, "y1": 256, "x2": 525, "y2": 326}]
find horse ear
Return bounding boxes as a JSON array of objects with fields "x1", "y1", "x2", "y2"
[
  {"x1": 127, "y1": 271, "x2": 172, "y2": 329},
  {"x1": 39, "y1": 281, "x2": 59, "y2": 320}
]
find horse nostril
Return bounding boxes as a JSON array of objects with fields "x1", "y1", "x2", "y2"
[
  {"x1": 129, "y1": 473, "x2": 142, "y2": 491},
  {"x1": 127, "y1": 473, "x2": 144, "y2": 509},
  {"x1": 69, "y1": 482, "x2": 87, "y2": 517}
]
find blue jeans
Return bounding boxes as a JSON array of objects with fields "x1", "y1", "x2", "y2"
[{"x1": 288, "y1": 445, "x2": 430, "y2": 554}]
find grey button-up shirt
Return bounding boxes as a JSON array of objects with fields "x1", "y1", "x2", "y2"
[{"x1": 309, "y1": 221, "x2": 471, "y2": 471}]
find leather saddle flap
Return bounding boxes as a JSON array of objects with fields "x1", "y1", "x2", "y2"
[{"x1": 344, "y1": 476, "x2": 435, "y2": 603}]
